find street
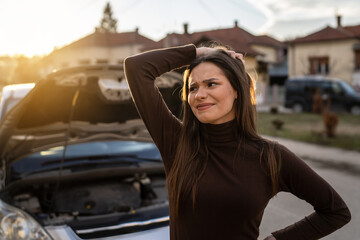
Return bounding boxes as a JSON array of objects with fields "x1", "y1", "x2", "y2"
[{"x1": 259, "y1": 158, "x2": 360, "y2": 239}]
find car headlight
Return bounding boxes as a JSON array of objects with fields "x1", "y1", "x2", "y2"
[{"x1": 0, "y1": 199, "x2": 52, "y2": 240}]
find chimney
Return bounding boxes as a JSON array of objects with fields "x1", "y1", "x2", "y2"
[
  {"x1": 337, "y1": 14, "x2": 342, "y2": 28},
  {"x1": 135, "y1": 27, "x2": 139, "y2": 33},
  {"x1": 234, "y1": 20, "x2": 238, "y2": 27},
  {"x1": 164, "y1": 34, "x2": 171, "y2": 48},
  {"x1": 183, "y1": 23, "x2": 189, "y2": 34}
]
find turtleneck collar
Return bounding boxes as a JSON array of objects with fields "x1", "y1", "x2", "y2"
[{"x1": 201, "y1": 119, "x2": 238, "y2": 144}]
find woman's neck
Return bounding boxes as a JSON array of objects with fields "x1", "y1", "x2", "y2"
[{"x1": 201, "y1": 119, "x2": 237, "y2": 144}]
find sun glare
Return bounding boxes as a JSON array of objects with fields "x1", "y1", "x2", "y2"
[
  {"x1": 0, "y1": 0, "x2": 99, "y2": 57},
  {"x1": 7, "y1": 40, "x2": 54, "y2": 57}
]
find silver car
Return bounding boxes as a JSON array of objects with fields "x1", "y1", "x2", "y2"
[{"x1": 0, "y1": 65, "x2": 181, "y2": 240}]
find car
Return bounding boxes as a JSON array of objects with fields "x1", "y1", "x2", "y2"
[
  {"x1": 0, "y1": 83, "x2": 35, "y2": 121},
  {"x1": 0, "y1": 65, "x2": 183, "y2": 240},
  {"x1": 284, "y1": 75, "x2": 360, "y2": 114}
]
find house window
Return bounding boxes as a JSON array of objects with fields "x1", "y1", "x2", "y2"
[
  {"x1": 97, "y1": 59, "x2": 109, "y2": 64},
  {"x1": 355, "y1": 49, "x2": 360, "y2": 70},
  {"x1": 78, "y1": 59, "x2": 90, "y2": 65},
  {"x1": 309, "y1": 57, "x2": 329, "y2": 75}
]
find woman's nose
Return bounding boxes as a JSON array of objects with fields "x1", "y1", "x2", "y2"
[{"x1": 195, "y1": 87, "x2": 207, "y2": 99}]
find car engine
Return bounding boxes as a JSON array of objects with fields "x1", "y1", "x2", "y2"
[{"x1": 6, "y1": 173, "x2": 167, "y2": 227}]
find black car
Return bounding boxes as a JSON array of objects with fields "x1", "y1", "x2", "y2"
[
  {"x1": 0, "y1": 65, "x2": 182, "y2": 240},
  {"x1": 284, "y1": 75, "x2": 360, "y2": 114}
]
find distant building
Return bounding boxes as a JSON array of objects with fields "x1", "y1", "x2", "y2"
[
  {"x1": 287, "y1": 15, "x2": 360, "y2": 86},
  {"x1": 144, "y1": 21, "x2": 286, "y2": 86},
  {"x1": 41, "y1": 22, "x2": 286, "y2": 104},
  {"x1": 42, "y1": 28, "x2": 155, "y2": 74}
]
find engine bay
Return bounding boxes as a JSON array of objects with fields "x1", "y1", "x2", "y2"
[{"x1": 4, "y1": 172, "x2": 168, "y2": 227}]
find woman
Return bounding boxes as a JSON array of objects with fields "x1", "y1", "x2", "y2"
[{"x1": 124, "y1": 44, "x2": 350, "y2": 240}]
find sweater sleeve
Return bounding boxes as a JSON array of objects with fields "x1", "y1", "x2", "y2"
[
  {"x1": 271, "y1": 145, "x2": 351, "y2": 240},
  {"x1": 124, "y1": 44, "x2": 197, "y2": 172}
]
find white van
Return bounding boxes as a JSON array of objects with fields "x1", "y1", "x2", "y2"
[{"x1": 0, "y1": 83, "x2": 35, "y2": 121}]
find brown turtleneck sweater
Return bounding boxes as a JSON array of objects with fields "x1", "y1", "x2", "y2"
[{"x1": 124, "y1": 45, "x2": 350, "y2": 240}]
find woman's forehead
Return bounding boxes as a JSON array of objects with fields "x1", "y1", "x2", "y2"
[{"x1": 188, "y1": 62, "x2": 225, "y2": 84}]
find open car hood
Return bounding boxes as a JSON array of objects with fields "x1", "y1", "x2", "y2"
[{"x1": 0, "y1": 65, "x2": 182, "y2": 168}]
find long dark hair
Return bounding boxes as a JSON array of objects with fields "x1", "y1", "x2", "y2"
[{"x1": 167, "y1": 49, "x2": 281, "y2": 217}]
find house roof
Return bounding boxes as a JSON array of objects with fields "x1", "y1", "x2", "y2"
[
  {"x1": 252, "y1": 35, "x2": 284, "y2": 48},
  {"x1": 57, "y1": 31, "x2": 155, "y2": 51},
  {"x1": 289, "y1": 24, "x2": 360, "y2": 44},
  {"x1": 143, "y1": 25, "x2": 283, "y2": 56}
]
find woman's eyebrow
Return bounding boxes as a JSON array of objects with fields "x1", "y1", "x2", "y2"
[
  {"x1": 203, "y1": 78, "x2": 219, "y2": 83},
  {"x1": 189, "y1": 78, "x2": 219, "y2": 87}
]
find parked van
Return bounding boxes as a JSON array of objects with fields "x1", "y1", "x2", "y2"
[
  {"x1": 0, "y1": 83, "x2": 35, "y2": 121},
  {"x1": 284, "y1": 76, "x2": 360, "y2": 114}
]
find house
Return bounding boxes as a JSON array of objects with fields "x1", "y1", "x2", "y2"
[
  {"x1": 287, "y1": 15, "x2": 360, "y2": 86},
  {"x1": 42, "y1": 28, "x2": 156, "y2": 74},
  {"x1": 143, "y1": 21, "x2": 286, "y2": 104},
  {"x1": 144, "y1": 22, "x2": 286, "y2": 82}
]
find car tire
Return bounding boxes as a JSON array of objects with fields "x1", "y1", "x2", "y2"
[
  {"x1": 292, "y1": 103, "x2": 304, "y2": 113},
  {"x1": 350, "y1": 105, "x2": 360, "y2": 115}
]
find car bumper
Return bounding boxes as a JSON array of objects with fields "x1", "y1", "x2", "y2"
[{"x1": 46, "y1": 225, "x2": 170, "y2": 240}]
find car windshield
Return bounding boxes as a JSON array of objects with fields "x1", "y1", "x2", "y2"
[
  {"x1": 2, "y1": 69, "x2": 182, "y2": 170},
  {"x1": 10, "y1": 140, "x2": 161, "y2": 180},
  {"x1": 339, "y1": 81, "x2": 356, "y2": 94}
]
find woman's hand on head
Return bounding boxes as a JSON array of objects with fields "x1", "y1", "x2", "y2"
[
  {"x1": 196, "y1": 47, "x2": 245, "y2": 64},
  {"x1": 227, "y1": 51, "x2": 245, "y2": 64}
]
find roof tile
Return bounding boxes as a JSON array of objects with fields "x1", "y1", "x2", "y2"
[
  {"x1": 60, "y1": 31, "x2": 155, "y2": 50},
  {"x1": 143, "y1": 26, "x2": 283, "y2": 56},
  {"x1": 289, "y1": 24, "x2": 360, "y2": 43}
]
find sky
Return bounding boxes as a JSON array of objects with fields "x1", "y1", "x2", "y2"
[{"x1": 0, "y1": 0, "x2": 360, "y2": 57}]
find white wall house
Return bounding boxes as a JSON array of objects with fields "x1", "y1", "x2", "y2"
[
  {"x1": 42, "y1": 29, "x2": 155, "y2": 74},
  {"x1": 287, "y1": 16, "x2": 360, "y2": 86}
]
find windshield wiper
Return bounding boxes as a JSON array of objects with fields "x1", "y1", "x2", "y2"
[
  {"x1": 41, "y1": 154, "x2": 161, "y2": 166},
  {"x1": 17, "y1": 157, "x2": 163, "y2": 179}
]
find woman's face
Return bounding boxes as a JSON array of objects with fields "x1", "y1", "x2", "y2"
[{"x1": 188, "y1": 62, "x2": 237, "y2": 124}]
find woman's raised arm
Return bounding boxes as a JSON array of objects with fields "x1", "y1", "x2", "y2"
[{"x1": 124, "y1": 45, "x2": 196, "y2": 171}]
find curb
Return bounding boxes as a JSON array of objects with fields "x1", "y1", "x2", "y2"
[{"x1": 262, "y1": 135, "x2": 360, "y2": 171}]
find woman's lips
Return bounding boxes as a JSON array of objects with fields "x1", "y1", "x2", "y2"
[{"x1": 196, "y1": 103, "x2": 213, "y2": 111}]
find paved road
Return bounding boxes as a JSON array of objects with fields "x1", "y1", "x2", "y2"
[{"x1": 259, "y1": 159, "x2": 360, "y2": 239}]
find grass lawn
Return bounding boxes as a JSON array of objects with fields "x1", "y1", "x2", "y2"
[{"x1": 257, "y1": 112, "x2": 360, "y2": 152}]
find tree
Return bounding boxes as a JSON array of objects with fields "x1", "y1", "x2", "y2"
[{"x1": 97, "y1": 2, "x2": 118, "y2": 33}]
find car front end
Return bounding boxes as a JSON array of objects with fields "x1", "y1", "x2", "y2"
[{"x1": 0, "y1": 65, "x2": 178, "y2": 240}]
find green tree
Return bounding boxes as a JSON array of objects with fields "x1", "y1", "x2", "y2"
[{"x1": 97, "y1": 2, "x2": 118, "y2": 33}]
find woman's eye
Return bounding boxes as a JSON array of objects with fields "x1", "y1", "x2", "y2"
[
  {"x1": 208, "y1": 82, "x2": 216, "y2": 87},
  {"x1": 189, "y1": 87, "x2": 197, "y2": 92}
]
